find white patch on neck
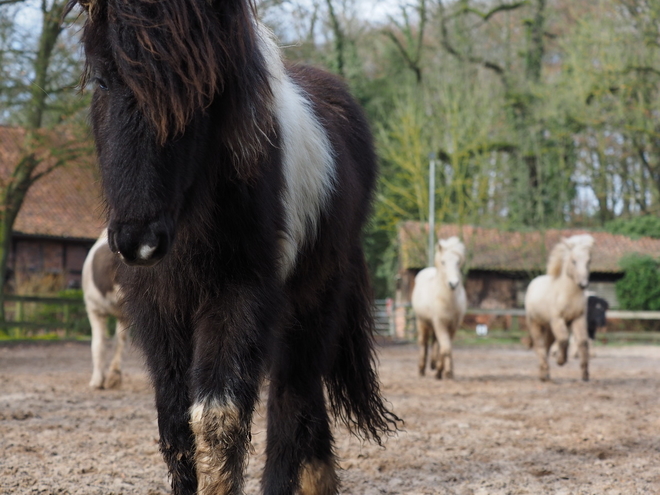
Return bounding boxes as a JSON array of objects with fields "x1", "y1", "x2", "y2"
[{"x1": 257, "y1": 24, "x2": 337, "y2": 280}]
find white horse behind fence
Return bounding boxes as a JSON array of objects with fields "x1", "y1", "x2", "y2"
[
  {"x1": 412, "y1": 236, "x2": 467, "y2": 379},
  {"x1": 524, "y1": 234, "x2": 594, "y2": 382},
  {"x1": 82, "y1": 230, "x2": 128, "y2": 389}
]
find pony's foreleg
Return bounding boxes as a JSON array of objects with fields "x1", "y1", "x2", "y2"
[
  {"x1": 550, "y1": 318, "x2": 570, "y2": 366},
  {"x1": 189, "y1": 300, "x2": 269, "y2": 495},
  {"x1": 571, "y1": 316, "x2": 590, "y2": 381},
  {"x1": 264, "y1": 321, "x2": 338, "y2": 495},
  {"x1": 432, "y1": 319, "x2": 453, "y2": 380},
  {"x1": 529, "y1": 321, "x2": 551, "y2": 382},
  {"x1": 416, "y1": 319, "x2": 429, "y2": 376},
  {"x1": 103, "y1": 318, "x2": 128, "y2": 389},
  {"x1": 87, "y1": 309, "x2": 107, "y2": 389},
  {"x1": 138, "y1": 324, "x2": 197, "y2": 495}
]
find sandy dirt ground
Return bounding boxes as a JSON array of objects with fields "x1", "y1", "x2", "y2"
[{"x1": 1, "y1": 340, "x2": 659, "y2": 495}]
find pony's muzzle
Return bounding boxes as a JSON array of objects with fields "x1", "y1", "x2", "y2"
[
  {"x1": 108, "y1": 220, "x2": 172, "y2": 267},
  {"x1": 448, "y1": 281, "x2": 459, "y2": 291}
]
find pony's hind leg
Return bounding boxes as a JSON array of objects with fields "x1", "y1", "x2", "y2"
[{"x1": 103, "y1": 318, "x2": 128, "y2": 389}]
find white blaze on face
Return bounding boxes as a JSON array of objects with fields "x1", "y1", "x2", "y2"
[
  {"x1": 435, "y1": 237, "x2": 465, "y2": 290},
  {"x1": 257, "y1": 24, "x2": 337, "y2": 280}
]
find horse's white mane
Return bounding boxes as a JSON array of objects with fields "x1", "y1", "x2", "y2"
[
  {"x1": 438, "y1": 236, "x2": 466, "y2": 260},
  {"x1": 547, "y1": 234, "x2": 594, "y2": 277}
]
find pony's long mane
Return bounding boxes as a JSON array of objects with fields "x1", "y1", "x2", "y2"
[
  {"x1": 546, "y1": 235, "x2": 594, "y2": 278},
  {"x1": 546, "y1": 242, "x2": 568, "y2": 278},
  {"x1": 67, "y1": 0, "x2": 273, "y2": 167}
]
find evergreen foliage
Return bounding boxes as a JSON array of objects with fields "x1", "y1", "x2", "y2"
[
  {"x1": 605, "y1": 216, "x2": 660, "y2": 240},
  {"x1": 616, "y1": 254, "x2": 660, "y2": 311}
]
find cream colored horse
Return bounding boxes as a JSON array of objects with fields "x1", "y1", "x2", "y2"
[
  {"x1": 524, "y1": 234, "x2": 594, "y2": 382},
  {"x1": 412, "y1": 237, "x2": 467, "y2": 379}
]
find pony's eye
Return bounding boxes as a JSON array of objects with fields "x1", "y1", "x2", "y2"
[{"x1": 94, "y1": 77, "x2": 109, "y2": 91}]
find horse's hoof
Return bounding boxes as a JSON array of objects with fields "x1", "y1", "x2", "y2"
[
  {"x1": 556, "y1": 356, "x2": 567, "y2": 366},
  {"x1": 103, "y1": 370, "x2": 122, "y2": 389},
  {"x1": 430, "y1": 360, "x2": 437, "y2": 370},
  {"x1": 418, "y1": 368, "x2": 426, "y2": 377},
  {"x1": 89, "y1": 374, "x2": 105, "y2": 389},
  {"x1": 443, "y1": 371, "x2": 454, "y2": 380},
  {"x1": 434, "y1": 371, "x2": 443, "y2": 380},
  {"x1": 539, "y1": 373, "x2": 550, "y2": 382},
  {"x1": 582, "y1": 372, "x2": 589, "y2": 382}
]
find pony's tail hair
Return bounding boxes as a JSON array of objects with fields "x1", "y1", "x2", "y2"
[{"x1": 325, "y1": 248, "x2": 401, "y2": 445}]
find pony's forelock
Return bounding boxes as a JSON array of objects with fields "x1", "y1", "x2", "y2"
[
  {"x1": 71, "y1": 0, "x2": 272, "y2": 154},
  {"x1": 547, "y1": 235, "x2": 594, "y2": 278},
  {"x1": 438, "y1": 236, "x2": 466, "y2": 261}
]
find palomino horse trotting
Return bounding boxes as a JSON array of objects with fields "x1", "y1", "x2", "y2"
[
  {"x1": 66, "y1": 0, "x2": 399, "y2": 493},
  {"x1": 524, "y1": 234, "x2": 595, "y2": 382},
  {"x1": 82, "y1": 230, "x2": 127, "y2": 389},
  {"x1": 411, "y1": 237, "x2": 467, "y2": 379}
]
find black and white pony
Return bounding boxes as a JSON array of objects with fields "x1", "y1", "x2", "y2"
[
  {"x1": 66, "y1": 0, "x2": 399, "y2": 493},
  {"x1": 82, "y1": 230, "x2": 127, "y2": 389}
]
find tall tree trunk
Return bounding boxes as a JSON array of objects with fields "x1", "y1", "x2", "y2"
[{"x1": 0, "y1": 0, "x2": 65, "y2": 321}]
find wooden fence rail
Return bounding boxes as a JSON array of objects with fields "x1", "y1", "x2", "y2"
[{"x1": 0, "y1": 295, "x2": 88, "y2": 336}]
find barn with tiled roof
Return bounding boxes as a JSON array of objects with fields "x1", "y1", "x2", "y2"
[{"x1": 0, "y1": 126, "x2": 104, "y2": 291}]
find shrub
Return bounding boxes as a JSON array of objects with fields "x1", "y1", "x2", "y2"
[{"x1": 616, "y1": 254, "x2": 660, "y2": 311}]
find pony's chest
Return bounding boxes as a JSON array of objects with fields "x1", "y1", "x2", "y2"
[{"x1": 559, "y1": 295, "x2": 584, "y2": 322}]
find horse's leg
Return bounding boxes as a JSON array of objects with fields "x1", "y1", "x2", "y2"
[
  {"x1": 103, "y1": 318, "x2": 127, "y2": 389},
  {"x1": 263, "y1": 305, "x2": 338, "y2": 495},
  {"x1": 529, "y1": 321, "x2": 551, "y2": 381},
  {"x1": 429, "y1": 332, "x2": 439, "y2": 371},
  {"x1": 189, "y1": 297, "x2": 269, "y2": 495},
  {"x1": 550, "y1": 318, "x2": 570, "y2": 366},
  {"x1": 417, "y1": 318, "x2": 429, "y2": 376},
  {"x1": 88, "y1": 309, "x2": 107, "y2": 389},
  {"x1": 138, "y1": 323, "x2": 197, "y2": 495},
  {"x1": 571, "y1": 316, "x2": 590, "y2": 381},
  {"x1": 432, "y1": 319, "x2": 452, "y2": 379}
]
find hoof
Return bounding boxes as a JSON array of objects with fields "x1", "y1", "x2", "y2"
[
  {"x1": 89, "y1": 374, "x2": 105, "y2": 389},
  {"x1": 430, "y1": 360, "x2": 437, "y2": 370},
  {"x1": 539, "y1": 373, "x2": 550, "y2": 382},
  {"x1": 582, "y1": 372, "x2": 589, "y2": 382},
  {"x1": 418, "y1": 367, "x2": 426, "y2": 377},
  {"x1": 443, "y1": 371, "x2": 454, "y2": 380},
  {"x1": 434, "y1": 370, "x2": 443, "y2": 380},
  {"x1": 103, "y1": 370, "x2": 122, "y2": 389}
]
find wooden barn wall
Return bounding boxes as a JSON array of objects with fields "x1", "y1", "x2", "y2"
[{"x1": 7, "y1": 237, "x2": 95, "y2": 292}]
